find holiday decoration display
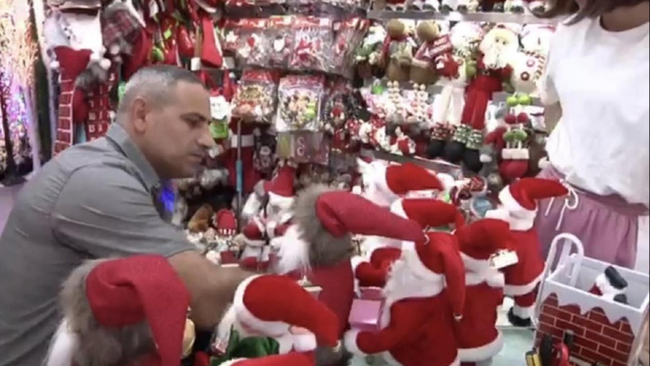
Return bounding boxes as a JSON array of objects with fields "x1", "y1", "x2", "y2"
[
  {"x1": 486, "y1": 178, "x2": 569, "y2": 328},
  {"x1": 535, "y1": 235, "x2": 650, "y2": 366},
  {"x1": 0, "y1": 0, "x2": 39, "y2": 184},
  {"x1": 206, "y1": 275, "x2": 339, "y2": 364}
]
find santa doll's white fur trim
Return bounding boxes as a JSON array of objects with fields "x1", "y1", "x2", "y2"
[
  {"x1": 219, "y1": 359, "x2": 248, "y2": 366},
  {"x1": 233, "y1": 276, "x2": 291, "y2": 336},
  {"x1": 462, "y1": 254, "x2": 505, "y2": 288},
  {"x1": 499, "y1": 187, "x2": 538, "y2": 217},
  {"x1": 383, "y1": 351, "x2": 460, "y2": 366},
  {"x1": 401, "y1": 242, "x2": 444, "y2": 282},
  {"x1": 458, "y1": 331, "x2": 504, "y2": 362},
  {"x1": 512, "y1": 304, "x2": 536, "y2": 320},
  {"x1": 595, "y1": 273, "x2": 627, "y2": 301},
  {"x1": 485, "y1": 207, "x2": 536, "y2": 231},
  {"x1": 268, "y1": 192, "x2": 295, "y2": 211},
  {"x1": 291, "y1": 332, "x2": 318, "y2": 352},
  {"x1": 389, "y1": 199, "x2": 408, "y2": 220},
  {"x1": 344, "y1": 329, "x2": 368, "y2": 356},
  {"x1": 272, "y1": 225, "x2": 310, "y2": 275},
  {"x1": 504, "y1": 272, "x2": 544, "y2": 297},
  {"x1": 45, "y1": 319, "x2": 77, "y2": 366}
]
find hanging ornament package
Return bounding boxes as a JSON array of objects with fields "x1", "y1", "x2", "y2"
[
  {"x1": 290, "y1": 17, "x2": 333, "y2": 72},
  {"x1": 275, "y1": 74, "x2": 325, "y2": 132},
  {"x1": 232, "y1": 69, "x2": 280, "y2": 123}
]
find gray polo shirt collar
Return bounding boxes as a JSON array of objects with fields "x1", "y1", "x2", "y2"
[{"x1": 106, "y1": 124, "x2": 160, "y2": 192}]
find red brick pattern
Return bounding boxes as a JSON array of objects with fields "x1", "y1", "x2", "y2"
[{"x1": 535, "y1": 295, "x2": 635, "y2": 366}]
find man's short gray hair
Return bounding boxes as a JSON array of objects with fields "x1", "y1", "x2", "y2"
[{"x1": 117, "y1": 65, "x2": 207, "y2": 118}]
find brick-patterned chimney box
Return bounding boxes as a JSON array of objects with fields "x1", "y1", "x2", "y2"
[{"x1": 534, "y1": 235, "x2": 650, "y2": 366}]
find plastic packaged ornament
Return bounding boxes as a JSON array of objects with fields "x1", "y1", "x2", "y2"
[
  {"x1": 232, "y1": 69, "x2": 280, "y2": 123},
  {"x1": 289, "y1": 17, "x2": 333, "y2": 72},
  {"x1": 267, "y1": 16, "x2": 295, "y2": 69},
  {"x1": 275, "y1": 74, "x2": 326, "y2": 132},
  {"x1": 252, "y1": 128, "x2": 277, "y2": 176},
  {"x1": 330, "y1": 18, "x2": 370, "y2": 77}
]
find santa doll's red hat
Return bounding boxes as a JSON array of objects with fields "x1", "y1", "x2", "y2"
[
  {"x1": 264, "y1": 165, "x2": 296, "y2": 204},
  {"x1": 286, "y1": 185, "x2": 426, "y2": 272},
  {"x1": 391, "y1": 199, "x2": 466, "y2": 229},
  {"x1": 219, "y1": 353, "x2": 315, "y2": 366},
  {"x1": 233, "y1": 275, "x2": 340, "y2": 350},
  {"x1": 402, "y1": 233, "x2": 466, "y2": 319},
  {"x1": 455, "y1": 219, "x2": 514, "y2": 261},
  {"x1": 45, "y1": 255, "x2": 190, "y2": 366},
  {"x1": 385, "y1": 163, "x2": 444, "y2": 195},
  {"x1": 499, "y1": 178, "x2": 569, "y2": 215}
]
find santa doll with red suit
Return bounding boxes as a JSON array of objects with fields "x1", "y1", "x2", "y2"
[
  {"x1": 238, "y1": 221, "x2": 291, "y2": 271},
  {"x1": 195, "y1": 275, "x2": 340, "y2": 365},
  {"x1": 485, "y1": 178, "x2": 568, "y2": 327},
  {"x1": 217, "y1": 353, "x2": 320, "y2": 366},
  {"x1": 269, "y1": 186, "x2": 425, "y2": 365},
  {"x1": 345, "y1": 231, "x2": 466, "y2": 366},
  {"x1": 44, "y1": 255, "x2": 192, "y2": 366},
  {"x1": 353, "y1": 199, "x2": 465, "y2": 288},
  {"x1": 357, "y1": 159, "x2": 449, "y2": 208},
  {"x1": 454, "y1": 219, "x2": 516, "y2": 366},
  {"x1": 445, "y1": 26, "x2": 519, "y2": 173}
]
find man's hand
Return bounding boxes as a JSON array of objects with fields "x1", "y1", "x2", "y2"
[{"x1": 169, "y1": 251, "x2": 253, "y2": 329}]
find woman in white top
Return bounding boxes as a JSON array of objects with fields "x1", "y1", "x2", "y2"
[{"x1": 534, "y1": 0, "x2": 649, "y2": 271}]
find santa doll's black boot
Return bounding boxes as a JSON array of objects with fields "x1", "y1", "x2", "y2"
[
  {"x1": 462, "y1": 128, "x2": 485, "y2": 173},
  {"x1": 427, "y1": 123, "x2": 451, "y2": 159},
  {"x1": 444, "y1": 124, "x2": 470, "y2": 164}
]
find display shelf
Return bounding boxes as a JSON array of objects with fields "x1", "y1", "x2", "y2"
[{"x1": 367, "y1": 10, "x2": 559, "y2": 24}]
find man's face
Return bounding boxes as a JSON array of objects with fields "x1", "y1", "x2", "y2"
[{"x1": 137, "y1": 82, "x2": 214, "y2": 179}]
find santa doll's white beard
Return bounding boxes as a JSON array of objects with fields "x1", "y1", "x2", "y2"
[
  {"x1": 483, "y1": 49, "x2": 507, "y2": 70},
  {"x1": 45, "y1": 320, "x2": 78, "y2": 366},
  {"x1": 384, "y1": 258, "x2": 441, "y2": 304},
  {"x1": 271, "y1": 226, "x2": 310, "y2": 275}
]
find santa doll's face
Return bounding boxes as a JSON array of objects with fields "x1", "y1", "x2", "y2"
[
  {"x1": 134, "y1": 81, "x2": 214, "y2": 179},
  {"x1": 270, "y1": 225, "x2": 310, "y2": 274}
]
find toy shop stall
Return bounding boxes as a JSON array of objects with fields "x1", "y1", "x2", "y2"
[{"x1": 36, "y1": 0, "x2": 650, "y2": 366}]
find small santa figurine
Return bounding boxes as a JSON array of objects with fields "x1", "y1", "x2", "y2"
[
  {"x1": 353, "y1": 199, "x2": 465, "y2": 288},
  {"x1": 205, "y1": 275, "x2": 340, "y2": 364},
  {"x1": 454, "y1": 219, "x2": 517, "y2": 366},
  {"x1": 356, "y1": 159, "x2": 447, "y2": 207},
  {"x1": 44, "y1": 255, "x2": 192, "y2": 366},
  {"x1": 344, "y1": 231, "x2": 466, "y2": 366},
  {"x1": 485, "y1": 178, "x2": 569, "y2": 327},
  {"x1": 589, "y1": 265, "x2": 629, "y2": 304}
]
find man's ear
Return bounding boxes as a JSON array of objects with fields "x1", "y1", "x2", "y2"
[{"x1": 131, "y1": 97, "x2": 148, "y2": 134}]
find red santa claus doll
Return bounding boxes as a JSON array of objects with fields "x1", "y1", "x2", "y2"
[
  {"x1": 203, "y1": 275, "x2": 340, "y2": 365},
  {"x1": 270, "y1": 186, "x2": 425, "y2": 364},
  {"x1": 357, "y1": 159, "x2": 447, "y2": 207},
  {"x1": 353, "y1": 199, "x2": 465, "y2": 288},
  {"x1": 218, "y1": 353, "x2": 319, "y2": 366},
  {"x1": 344, "y1": 231, "x2": 466, "y2": 366},
  {"x1": 445, "y1": 26, "x2": 519, "y2": 173},
  {"x1": 485, "y1": 178, "x2": 568, "y2": 327},
  {"x1": 454, "y1": 219, "x2": 517, "y2": 366},
  {"x1": 44, "y1": 255, "x2": 191, "y2": 366}
]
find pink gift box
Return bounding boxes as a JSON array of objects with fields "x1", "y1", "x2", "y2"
[
  {"x1": 349, "y1": 299, "x2": 383, "y2": 333},
  {"x1": 359, "y1": 287, "x2": 384, "y2": 301}
]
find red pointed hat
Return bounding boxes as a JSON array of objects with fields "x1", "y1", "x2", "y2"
[
  {"x1": 53, "y1": 46, "x2": 92, "y2": 81},
  {"x1": 233, "y1": 275, "x2": 340, "y2": 347},
  {"x1": 315, "y1": 191, "x2": 425, "y2": 242},
  {"x1": 455, "y1": 219, "x2": 514, "y2": 260},
  {"x1": 264, "y1": 165, "x2": 296, "y2": 199},
  {"x1": 385, "y1": 163, "x2": 444, "y2": 195},
  {"x1": 402, "y1": 233, "x2": 466, "y2": 319},
  {"x1": 499, "y1": 178, "x2": 568, "y2": 214},
  {"x1": 85, "y1": 255, "x2": 190, "y2": 366},
  {"x1": 391, "y1": 199, "x2": 466, "y2": 229}
]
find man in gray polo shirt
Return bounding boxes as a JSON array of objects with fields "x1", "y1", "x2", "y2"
[{"x1": 0, "y1": 66, "x2": 251, "y2": 366}]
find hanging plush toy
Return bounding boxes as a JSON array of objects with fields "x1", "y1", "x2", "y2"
[
  {"x1": 380, "y1": 19, "x2": 415, "y2": 83},
  {"x1": 429, "y1": 22, "x2": 483, "y2": 160},
  {"x1": 445, "y1": 25, "x2": 519, "y2": 173},
  {"x1": 344, "y1": 231, "x2": 466, "y2": 366},
  {"x1": 485, "y1": 178, "x2": 569, "y2": 328},
  {"x1": 204, "y1": 275, "x2": 340, "y2": 365},
  {"x1": 44, "y1": 255, "x2": 191, "y2": 366},
  {"x1": 589, "y1": 265, "x2": 629, "y2": 304}
]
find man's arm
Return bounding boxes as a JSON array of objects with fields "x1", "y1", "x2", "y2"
[{"x1": 51, "y1": 165, "x2": 252, "y2": 329}]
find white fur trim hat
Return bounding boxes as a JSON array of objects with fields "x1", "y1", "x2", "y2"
[{"x1": 498, "y1": 178, "x2": 569, "y2": 216}]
